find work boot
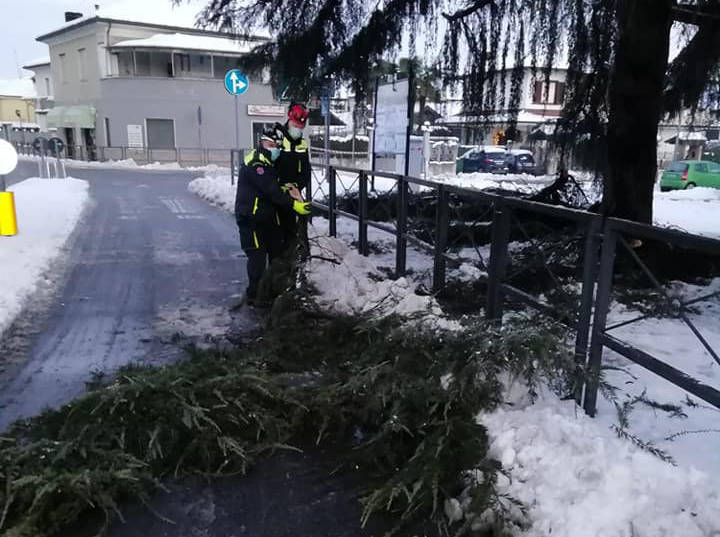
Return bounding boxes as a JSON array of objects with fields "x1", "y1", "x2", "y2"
[{"x1": 229, "y1": 293, "x2": 253, "y2": 311}]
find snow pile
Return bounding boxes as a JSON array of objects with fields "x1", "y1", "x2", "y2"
[
  {"x1": 657, "y1": 187, "x2": 720, "y2": 202},
  {"x1": 187, "y1": 174, "x2": 235, "y2": 213},
  {"x1": 0, "y1": 178, "x2": 89, "y2": 336},
  {"x1": 305, "y1": 232, "x2": 460, "y2": 331},
  {"x1": 478, "y1": 393, "x2": 720, "y2": 537}
]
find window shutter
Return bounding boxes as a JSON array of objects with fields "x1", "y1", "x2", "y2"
[
  {"x1": 533, "y1": 81, "x2": 542, "y2": 104},
  {"x1": 555, "y1": 82, "x2": 566, "y2": 104}
]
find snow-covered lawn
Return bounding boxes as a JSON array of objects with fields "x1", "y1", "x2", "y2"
[
  {"x1": 0, "y1": 178, "x2": 89, "y2": 337},
  {"x1": 190, "y1": 171, "x2": 720, "y2": 535},
  {"x1": 654, "y1": 187, "x2": 720, "y2": 239}
]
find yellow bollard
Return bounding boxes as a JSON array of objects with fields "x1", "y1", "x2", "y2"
[{"x1": 0, "y1": 191, "x2": 18, "y2": 236}]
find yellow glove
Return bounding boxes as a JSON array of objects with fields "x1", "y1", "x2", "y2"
[{"x1": 293, "y1": 200, "x2": 312, "y2": 216}]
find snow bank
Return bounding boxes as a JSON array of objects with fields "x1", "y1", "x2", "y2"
[
  {"x1": 479, "y1": 393, "x2": 720, "y2": 537},
  {"x1": 305, "y1": 233, "x2": 460, "y2": 331},
  {"x1": 657, "y1": 187, "x2": 720, "y2": 202},
  {"x1": 188, "y1": 174, "x2": 235, "y2": 214},
  {"x1": 19, "y1": 154, "x2": 226, "y2": 173},
  {"x1": 0, "y1": 178, "x2": 89, "y2": 336}
]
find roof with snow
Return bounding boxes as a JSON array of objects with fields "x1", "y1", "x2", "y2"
[
  {"x1": 110, "y1": 33, "x2": 254, "y2": 55},
  {"x1": 36, "y1": 15, "x2": 268, "y2": 44},
  {"x1": 0, "y1": 78, "x2": 37, "y2": 98},
  {"x1": 22, "y1": 57, "x2": 50, "y2": 69}
]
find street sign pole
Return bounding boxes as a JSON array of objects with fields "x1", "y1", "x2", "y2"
[
  {"x1": 224, "y1": 69, "x2": 250, "y2": 151},
  {"x1": 235, "y1": 96, "x2": 240, "y2": 150}
]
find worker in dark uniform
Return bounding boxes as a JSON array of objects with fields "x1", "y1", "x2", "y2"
[
  {"x1": 235, "y1": 125, "x2": 311, "y2": 306},
  {"x1": 276, "y1": 103, "x2": 311, "y2": 250}
]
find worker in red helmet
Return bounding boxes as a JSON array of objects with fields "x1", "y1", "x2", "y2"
[{"x1": 276, "y1": 102, "x2": 312, "y2": 251}]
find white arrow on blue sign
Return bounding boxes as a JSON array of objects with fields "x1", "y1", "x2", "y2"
[{"x1": 224, "y1": 69, "x2": 249, "y2": 95}]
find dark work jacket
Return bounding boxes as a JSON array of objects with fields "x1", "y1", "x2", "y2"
[
  {"x1": 235, "y1": 148, "x2": 292, "y2": 224},
  {"x1": 276, "y1": 122, "x2": 311, "y2": 190}
]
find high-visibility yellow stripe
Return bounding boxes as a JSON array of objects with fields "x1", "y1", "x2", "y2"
[
  {"x1": 298, "y1": 161, "x2": 301, "y2": 173},
  {"x1": 252, "y1": 197, "x2": 259, "y2": 215},
  {"x1": 244, "y1": 149, "x2": 272, "y2": 166},
  {"x1": 253, "y1": 231, "x2": 259, "y2": 248}
]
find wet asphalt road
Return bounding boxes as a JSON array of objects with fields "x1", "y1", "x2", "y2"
[{"x1": 0, "y1": 160, "x2": 251, "y2": 429}]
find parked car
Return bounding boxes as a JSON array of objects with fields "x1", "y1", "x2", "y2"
[
  {"x1": 504, "y1": 149, "x2": 542, "y2": 175},
  {"x1": 659, "y1": 160, "x2": 720, "y2": 191},
  {"x1": 456, "y1": 146, "x2": 507, "y2": 173}
]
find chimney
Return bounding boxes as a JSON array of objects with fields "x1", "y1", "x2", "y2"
[{"x1": 65, "y1": 11, "x2": 83, "y2": 23}]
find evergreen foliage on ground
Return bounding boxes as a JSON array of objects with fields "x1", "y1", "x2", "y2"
[{"x1": 0, "y1": 294, "x2": 575, "y2": 537}]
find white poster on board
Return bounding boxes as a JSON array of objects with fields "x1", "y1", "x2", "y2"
[
  {"x1": 127, "y1": 125, "x2": 144, "y2": 148},
  {"x1": 374, "y1": 79, "x2": 409, "y2": 157}
]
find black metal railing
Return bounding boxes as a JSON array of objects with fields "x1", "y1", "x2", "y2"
[{"x1": 307, "y1": 162, "x2": 720, "y2": 416}]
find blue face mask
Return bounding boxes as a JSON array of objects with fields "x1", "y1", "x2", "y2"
[
  {"x1": 269, "y1": 147, "x2": 281, "y2": 161},
  {"x1": 288, "y1": 126, "x2": 304, "y2": 139}
]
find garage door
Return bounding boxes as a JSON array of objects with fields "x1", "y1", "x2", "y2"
[{"x1": 146, "y1": 118, "x2": 175, "y2": 149}]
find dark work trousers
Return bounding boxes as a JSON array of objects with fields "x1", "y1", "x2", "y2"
[
  {"x1": 277, "y1": 205, "x2": 298, "y2": 250},
  {"x1": 237, "y1": 216, "x2": 284, "y2": 299}
]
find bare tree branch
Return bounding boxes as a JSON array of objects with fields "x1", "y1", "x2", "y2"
[
  {"x1": 442, "y1": 0, "x2": 495, "y2": 22},
  {"x1": 672, "y1": 3, "x2": 720, "y2": 25},
  {"x1": 664, "y1": 13, "x2": 720, "y2": 115}
]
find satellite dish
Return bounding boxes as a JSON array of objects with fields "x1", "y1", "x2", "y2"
[{"x1": 0, "y1": 139, "x2": 18, "y2": 175}]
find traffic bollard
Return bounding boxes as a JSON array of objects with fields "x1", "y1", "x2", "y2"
[{"x1": 0, "y1": 191, "x2": 18, "y2": 236}]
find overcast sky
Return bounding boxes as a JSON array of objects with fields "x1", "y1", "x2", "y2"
[{"x1": 0, "y1": 0, "x2": 207, "y2": 78}]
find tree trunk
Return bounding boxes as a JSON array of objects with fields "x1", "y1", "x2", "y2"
[
  {"x1": 418, "y1": 95, "x2": 426, "y2": 131},
  {"x1": 605, "y1": 0, "x2": 673, "y2": 224}
]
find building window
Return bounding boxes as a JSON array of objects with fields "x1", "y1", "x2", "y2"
[
  {"x1": 213, "y1": 56, "x2": 241, "y2": 79},
  {"x1": 135, "y1": 51, "x2": 151, "y2": 76},
  {"x1": 173, "y1": 53, "x2": 212, "y2": 78},
  {"x1": 532, "y1": 80, "x2": 565, "y2": 105},
  {"x1": 78, "y1": 48, "x2": 87, "y2": 81},
  {"x1": 177, "y1": 54, "x2": 190, "y2": 72},
  {"x1": 44, "y1": 77, "x2": 51, "y2": 96},
  {"x1": 58, "y1": 53, "x2": 66, "y2": 84}
]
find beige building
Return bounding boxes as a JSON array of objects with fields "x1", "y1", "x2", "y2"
[{"x1": 0, "y1": 78, "x2": 39, "y2": 142}]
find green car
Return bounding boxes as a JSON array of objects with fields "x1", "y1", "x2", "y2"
[{"x1": 660, "y1": 160, "x2": 720, "y2": 191}]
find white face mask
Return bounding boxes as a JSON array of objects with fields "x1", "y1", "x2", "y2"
[{"x1": 288, "y1": 125, "x2": 304, "y2": 139}]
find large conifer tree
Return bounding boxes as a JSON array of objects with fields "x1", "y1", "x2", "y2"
[{"x1": 187, "y1": 0, "x2": 720, "y2": 223}]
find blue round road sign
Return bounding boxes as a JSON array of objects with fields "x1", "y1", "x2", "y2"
[{"x1": 224, "y1": 69, "x2": 249, "y2": 95}]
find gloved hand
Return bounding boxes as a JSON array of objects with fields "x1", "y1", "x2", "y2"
[
  {"x1": 293, "y1": 200, "x2": 312, "y2": 216},
  {"x1": 280, "y1": 183, "x2": 299, "y2": 193}
]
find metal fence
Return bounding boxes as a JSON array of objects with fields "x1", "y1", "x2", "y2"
[{"x1": 308, "y1": 163, "x2": 720, "y2": 415}]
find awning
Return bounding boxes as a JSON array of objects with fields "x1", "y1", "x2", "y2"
[
  {"x1": 47, "y1": 105, "x2": 96, "y2": 129},
  {"x1": 664, "y1": 131, "x2": 707, "y2": 144}
]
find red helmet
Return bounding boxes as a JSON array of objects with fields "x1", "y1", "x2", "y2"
[{"x1": 288, "y1": 103, "x2": 308, "y2": 127}]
